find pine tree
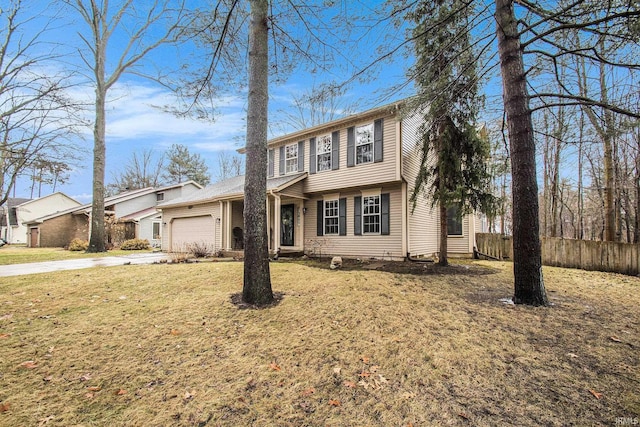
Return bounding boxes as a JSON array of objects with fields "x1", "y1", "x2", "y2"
[
  {"x1": 409, "y1": 0, "x2": 496, "y2": 266},
  {"x1": 163, "y1": 144, "x2": 211, "y2": 186}
]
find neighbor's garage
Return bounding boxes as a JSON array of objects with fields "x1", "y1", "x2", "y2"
[{"x1": 170, "y1": 215, "x2": 215, "y2": 252}]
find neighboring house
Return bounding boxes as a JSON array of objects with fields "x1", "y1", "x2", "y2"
[
  {"x1": 0, "y1": 194, "x2": 81, "y2": 245},
  {"x1": 158, "y1": 102, "x2": 486, "y2": 260},
  {"x1": 24, "y1": 181, "x2": 202, "y2": 248},
  {"x1": 1, "y1": 198, "x2": 31, "y2": 242}
]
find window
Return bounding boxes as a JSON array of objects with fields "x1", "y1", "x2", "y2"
[
  {"x1": 447, "y1": 206, "x2": 463, "y2": 236},
  {"x1": 324, "y1": 200, "x2": 339, "y2": 235},
  {"x1": 285, "y1": 143, "x2": 298, "y2": 173},
  {"x1": 355, "y1": 123, "x2": 374, "y2": 164},
  {"x1": 152, "y1": 221, "x2": 161, "y2": 240},
  {"x1": 362, "y1": 195, "x2": 380, "y2": 234},
  {"x1": 156, "y1": 193, "x2": 165, "y2": 202},
  {"x1": 316, "y1": 134, "x2": 332, "y2": 171}
]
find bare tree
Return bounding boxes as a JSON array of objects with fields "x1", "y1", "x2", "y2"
[
  {"x1": 106, "y1": 149, "x2": 164, "y2": 195},
  {"x1": 216, "y1": 152, "x2": 243, "y2": 182},
  {"x1": 66, "y1": 0, "x2": 187, "y2": 252},
  {"x1": 0, "y1": 0, "x2": 81, "y2": 206}
]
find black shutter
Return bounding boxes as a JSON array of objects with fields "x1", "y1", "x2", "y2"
[
  {"x1": 309, "y1": 137, "x2": 316, "y2": 174},
  {"x1": 339, "y1": 198, "x2": 346, "y2": 236},
  {"x1": 317, "y1": 200, "x2": 324, "y2": 236},
  {"x1": 268, "y1": 149, "x2": 274, "y2": 178},
  {"x1": 279, "y1": 146, "x2": 285, "y2": 175},
  {"x1": 347, "y1": 126, "x2": 355, "y2": 167},
  {"x1": 298, "y1": 140, "x2": 304, "y2": 172},
  {"x1": 354, "y1": 196, "x2": 362, "y2": 235},
  {"x1": 374, "y1": 118, "x2": 383, "y2": 163},
  {"x1": 332, "y1": 130, "x2": 340, "y2": 170},
  {"x1": 381, "y1": 193, "x2": 390, "y2": 235}
]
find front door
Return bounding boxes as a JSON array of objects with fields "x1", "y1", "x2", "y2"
[
  {"x1": 29, "y1": 227, "x2": 39, "y2": 247},
  {"x1": 281, "y1": 204, "x2": 295, "y2": 246}
]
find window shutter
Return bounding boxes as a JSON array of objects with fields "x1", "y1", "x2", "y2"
[
  {"x1": 332, "y1": 131, "x2": 340, "y2": 170},
  {"x1": 279, "y1": 146, "x2": 285, "y2": 175},
  {"x1": 317, "y1": 200, "x2": 324, "y2": 236},
  {"x1": 374, "y1": 118, "x2": 384, "y2": 163},
  {"x1": 298, "y1": 140, "x2": 304, "y2": 172},
  {"x1": 347, "y1": 126, "x2": 355, "y2": 167},
  {"x1": 309, "y1": 137, "x2": 316, "y2": 174},
  {"x1": 381, "y1": 193, "x2": 390, "y2": 235},
  {"x1": 339, "y1": 198, "x2": 346, "y2": 236},
  {"x1": 268, "y1": 149, "x2": 274, "y2": 178},
  {"x1": 354, "y1": 196, "x2": 362, "y2": 235}
]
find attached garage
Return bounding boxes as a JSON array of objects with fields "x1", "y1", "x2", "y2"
[{"x1": 170, "y1": 215, "x2": 216, "y2": 252}]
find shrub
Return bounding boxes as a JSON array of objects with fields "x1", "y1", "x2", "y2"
[
  {"x1": 68, "y1": 239, "x2": 89, "y2": 251},
  {"x1": 120, "y1": 238, "x2": 150, "y2": 250},
  {"x1": 186, "y1": 241, "x2": 213, "y2": 258}
]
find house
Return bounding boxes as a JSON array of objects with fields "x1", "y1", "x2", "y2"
[
  {"x1": 157, "y1": 102, "x2": 486, "y2": 260},
  {"x1": 0, "y1": 193, "x2": 81, "y2": 245},
  {"x1": 24, "y1": 181, "x2": 202, "y2": 248}
]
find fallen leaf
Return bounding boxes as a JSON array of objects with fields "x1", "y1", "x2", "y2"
[
  {"x1": 79, "y1": 374, "x2": 92, "y2": 382},
  {"x1": 332, "y1": 366, "x2": 341, "y2": 375},
  {"x1": 566, "y1": 353, "x2": 579, "y2": 358},
  {"x1": 301, "y1": 387, "x2": 315, "y2": 396},
  {"x1": 370, "y1": 365, "x2": 379, "y2": 373},
  {"x1": 358, "y1": 380, "x2": 370, "y2": 390},
  {"x1": 359, "y1": 371, "x2": 371, "y2": 378},
  {"x1": 360, "y1": 355, "x2": 370, "y2": 364},
  {"x1": 328, "y1": 399, "x2": 341, "y2": 407},
  {"x1": 343, "y1": 380, "x2": 356, "y2": 389},
  {"x1": 269, "y1": 362, "x2": 281, "y2": 371},
  {"x1": 87, "y1": 386, "x2": 101, "y2": 392},
  {"x1": 0, "y1": 333, "x2": 10, "y2": 339},
  {"x1": 85, "y1": 392, "x2": 95, "y2": 399},
  {"x1": 183, "y1": 391, "x2": 193, "y2": 400},
  {"x1": 43, "y1": 376, "x2": 53, "y2": 382},
  {"x1": 0, "y1": 402, "x2": 10, "y2": 412},
  {"x1": 377, "y1": 374, "x2": 388, "y2": 384},
  {"x1": 610, "y1": 336, "x2": 622, "y2": 343},
  {"x1": 170, "y1": 329, "x2": 180, "y2": 336},
  {"x1": 115, "y1": 389, "x2": 127, "y2": 395},
  {"x1": 20, "y1": 361, "x2": 38, "y2": 369},
  {"x1": 589, "y1": 389, "x2": 603, "y2": 399}
]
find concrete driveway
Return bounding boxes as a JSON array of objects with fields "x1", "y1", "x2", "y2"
[{"x1": 0, "y1": 252, "x2": 169, "y2": 277}]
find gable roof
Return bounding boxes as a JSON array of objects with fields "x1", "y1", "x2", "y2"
[
  {"x1": 157, "y1": 173, "x2": 307, "y2": 209},
  {"x1": 14, "y1": 192, "x2": 80, "y2": 209}
]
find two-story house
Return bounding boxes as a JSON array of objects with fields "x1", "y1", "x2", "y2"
[
  {"x1": 24, "y1": 181, "x2": 202, "y2": 248},
  {"x1": 158, "y1": 102, "x2": 485, "y2": 260}
]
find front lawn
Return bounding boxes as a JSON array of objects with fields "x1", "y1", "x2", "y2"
[
  {"x1": 0, "y1": 245, "x2": 155, "y2": 265},
  {"x1": 0, "y1": 260, "x2": 637, "y2": 426}
]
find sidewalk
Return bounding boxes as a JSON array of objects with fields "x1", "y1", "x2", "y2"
[{"x1": 0, "y1": 252, "x2": 169, "y2": 277}]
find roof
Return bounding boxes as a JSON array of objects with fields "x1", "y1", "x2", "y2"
[
  {"x1": 158, "y1": 173, "x2": 307, "y2": 209},
  {"x1": 1, "y1": 198, "x2": 32, "y2": 226},
  {"x1": 119, "y1": 207, "x2": 161, "y2": 222}
]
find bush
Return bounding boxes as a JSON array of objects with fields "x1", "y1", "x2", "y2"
[
  {"x1": 120, "y1": 238, "x2": 150, "y2": 250},
  {"x1": 186, "y1": 241, "x2": 213, "y2": 258},
  {"x1": 68, "y1": 239, "x2": 89, "y2": 251}
]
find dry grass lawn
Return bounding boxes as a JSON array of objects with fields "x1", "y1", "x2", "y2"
[
  {"x1": 0, "y1": 246, "x2": 154, "y2": 265},
  {"x1": 0, "y1": 259, "x2": 638, "y2": 426}
]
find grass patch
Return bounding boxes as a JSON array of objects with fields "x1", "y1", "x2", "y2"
[
  {"x1": 0, "y1": 246, "x2": 154, "y2": 265},
  {"x1": 0, "y1": 260, "x2": 638, "y2": 426}
]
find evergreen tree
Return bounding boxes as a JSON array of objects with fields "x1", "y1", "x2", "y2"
[
  {"x1": 409, "y1": 0, "x2": 497, "y2": 266},
  {"x1": 163, "y1": 144, "x2": 211, "y2": 186}
]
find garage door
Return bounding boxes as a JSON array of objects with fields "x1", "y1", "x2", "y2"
[{"x1": 171, "y1": 216, "x2": 216, "y2": 252}]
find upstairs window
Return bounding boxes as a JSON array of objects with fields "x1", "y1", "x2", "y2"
[
  {"x1": 285, "y1": 143, "x2": 298, "y2": 173},
  {"x1": 317, "y1": 134, "x2": 332, "y2": 172},
  {"x1": 355, "y1": 123, "x2": 374, "y2": 164},
  {"x1": 156, "y1": 193, "x2": 165, "y2": 202},
  {"x1": 362, "y1": 195, "x2": 380, "y2": 234}
]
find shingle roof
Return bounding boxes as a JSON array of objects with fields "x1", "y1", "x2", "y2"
[
  {"x1": 158, "y1": 173, "x2": 307, "y2": 209},
  {"x1": 0, "y1": 198, "x2": 32, "y2": 226}
]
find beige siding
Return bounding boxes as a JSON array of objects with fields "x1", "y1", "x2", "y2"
[
  {"x1": 271, "y1": 112, "x2": 400, "y2": 194},
  {"x1": 160, "y1": 203, "x2": 221, "y2": 251},
  {"x1": 279, "y1": 180, "x2": 305, "y2": 199},
  {"x1": 303, "y1": 185, "x2": 404, "y2": 260}
]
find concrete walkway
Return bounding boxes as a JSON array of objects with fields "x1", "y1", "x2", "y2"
[{"x1": 0, "y1": 252, "x2": 169, "y2": 277}]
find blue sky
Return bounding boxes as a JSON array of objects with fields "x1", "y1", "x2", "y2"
[{"x1": 9, "y1": 0, "x2": 415, "y2": 203}]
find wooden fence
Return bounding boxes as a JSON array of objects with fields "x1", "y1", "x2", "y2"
[{"x1": 475, "y1": 233, "x2": 640, "y2": 276}]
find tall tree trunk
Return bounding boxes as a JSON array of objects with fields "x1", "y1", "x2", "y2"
[
  {"x1": 439, "y1": 202, "x2": 448, "y2": 266},
  {"x1": 242, "y1": 0, "x2": 273, "y2": 305},
  {"x1": 88, "y1": 46, "x2": 107, "y2": 252},
  {"x1": 495, "y1": 0, "x2": 548, "y2": 306}
]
